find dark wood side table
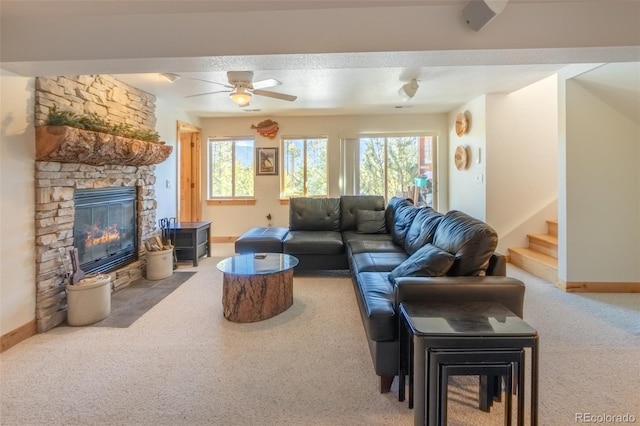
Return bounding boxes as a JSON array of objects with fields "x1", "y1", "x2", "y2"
[
  {"x1": 398, "y1": 302, "x2": 539, "y2": 426},
  {"x1": 170, "y1": 221, "x2": 211, "y2": 266}
]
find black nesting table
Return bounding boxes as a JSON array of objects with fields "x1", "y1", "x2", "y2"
[
  {"x1": 170, "y1": 221, "x2": 211, "y2": 266},
  {"x1": 398, "y1": 302, "x2": 538, "y2": 426}
]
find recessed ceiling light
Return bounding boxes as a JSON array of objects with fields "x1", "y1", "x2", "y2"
[{"x1": 243, "y1": 109, "x2": 262, "y2": 112}]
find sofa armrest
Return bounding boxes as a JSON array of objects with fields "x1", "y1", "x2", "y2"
[
  {"x1": 487, "y1": 253, "x2": 507, "y2": 276},
  {"x1": 393, "y1": 276, "x2": 525, "y2": 318}
]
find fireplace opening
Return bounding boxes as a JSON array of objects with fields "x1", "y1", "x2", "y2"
[{"x1": 73, "y1": 187, "x2": 138, "y2": 275}]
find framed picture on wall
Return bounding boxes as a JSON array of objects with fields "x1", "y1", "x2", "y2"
[{"x1": 256, "y1": 147, "x2": 278, "y2": 175}]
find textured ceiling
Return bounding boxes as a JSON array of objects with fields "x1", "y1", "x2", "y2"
[{"x1": 113, "y1": 63, "x2": 568, "y2": 117}]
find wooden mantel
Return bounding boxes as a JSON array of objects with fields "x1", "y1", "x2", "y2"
[{"x1": 35, "y1": 125, "x2": 173, "y2": 166}]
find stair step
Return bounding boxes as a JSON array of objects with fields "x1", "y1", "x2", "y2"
[
  {"x1": 527, "y1": 233, "x2": 558, "y2": 258},
  {"x1": 508, "y1": 247, "x2": 558, "y2": 284},
  {"x1": 546, "y1": 220, "x2": 558, "y2": 237}
]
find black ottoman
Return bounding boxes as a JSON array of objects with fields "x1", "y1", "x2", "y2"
[{"x1": 235, "y1": 227, "x2": 289, "y2": 254}]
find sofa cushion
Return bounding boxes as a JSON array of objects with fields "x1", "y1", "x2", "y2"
[
  {"x1": 350, "y1": 251, "x2": 409, "y2": 273},
  {"x1": 342, "y1": 230, "x2": 395, "y2": 256},
  {"x1": 340, "y1": 195, "x2": 386, "y2": 231},
  {"x1": 356, "y1": 210, "x2": 387, "y2": 234},
  {"x1": 404, "y1": 207, "x2": 443, "y2": 254},
  {"x1": 388, "y1": 243, "x2": 455, "y2": 281},
  {"x1": 346, "y1": 239, "x2": 403, "y2": 256},
  {"x1": 283, "y1": 230, "x2": 344, "y2": 255},
  {"x1": 342, "y1": 230, "x2": 393, "y2": 245},
  {"x1": 355, "y1": 272, "x2": 396, "y2": 342},
  {"x1": 432, "y1": 210, "x2": 498, "y2": 276},
  {"x1": 289, "y1": 197, "x2": 341, "y2": 231},
  {"x1": 390, "y1": 199, "x2": 420, "y2": 248}
]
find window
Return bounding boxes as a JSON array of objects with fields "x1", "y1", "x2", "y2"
[
  {"x1": 207, "y1": 138, "x2": 254, "y2": 198},
  {"x1": 281, "y1": 137, "x2": 328, "y2": 197},
  {"x1": 358, "y1": 135, "x2": 436, "y2": 207}
]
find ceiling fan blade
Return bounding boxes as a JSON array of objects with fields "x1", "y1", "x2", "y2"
[
  {"x1": 185, "y1": 90, "x2": 230, "y2": 98},
  {"x1": 188, "y1": 77, "x2": 233, "y2": 89},
  {"x1": 253, "y1": 89, "x2": 297, "y2": 102},
  {"x1": 252, "y1": 78, "x2": 281, "y2": 90}
]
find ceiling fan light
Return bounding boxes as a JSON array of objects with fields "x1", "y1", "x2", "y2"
[
  {"x1": 398, "y1": 79, "x2": 419, "y2": 101},
  {"x1": 229, "y1": 88, "x2": 252, "y2": 107}
]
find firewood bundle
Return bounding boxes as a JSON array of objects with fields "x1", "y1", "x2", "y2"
[{"x1": 144, "y1": 235, "x2": 173, "y2": 252}]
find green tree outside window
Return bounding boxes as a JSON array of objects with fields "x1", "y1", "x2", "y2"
[
  {"x1": 359, "y1": 136, "x2": 419, "y2": 200},
  {"x1": 208, "y1": 138, "x2": 254, "y2": 198},
  {"x1": 282, "y1": 137, "x2": 327, "y2": 197}
]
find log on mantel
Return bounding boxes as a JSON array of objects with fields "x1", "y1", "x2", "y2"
[{"x1": 36, "y1": 125, "x2": 173, "y2": 166}]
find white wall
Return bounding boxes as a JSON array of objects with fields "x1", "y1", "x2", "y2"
[
  {"x1": 153, "y1": 98, "x2": 202, "y2": 223},
  {"x1": 563, "y1": 79, "x2": 640, "y2": 283},
  {"x1": 448, "y1": 96, "x2": 487, "y2": 220},
  {"x1": 199, "y1": 113, "x2": 448, "y2": 238},
  {"x1": 486, "y1": 76, "x2": 559, "y2": 253},
  {"x1": 0, "y1": 69, "x2": 35, "y2": 335},
  {"x1": 447, "y1": 77, "x2": 559, "y2": 255}
]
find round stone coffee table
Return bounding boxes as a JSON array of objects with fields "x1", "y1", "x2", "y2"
[{"x1": 216, "y1": 253, "x2": 298, "y2": 323}]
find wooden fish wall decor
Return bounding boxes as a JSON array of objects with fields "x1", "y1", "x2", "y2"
[{"x1": 251, "y1": 119, "x2": 279, "y2": 139}]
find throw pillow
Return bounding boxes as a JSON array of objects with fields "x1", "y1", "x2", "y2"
[
  {"x1": 388, "y1": 243, "x2": 454, "y2": 282},
  {"x1": 356, "y1": 210, "x2": 387, "y2": 234}
]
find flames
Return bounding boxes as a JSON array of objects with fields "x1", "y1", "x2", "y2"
[{"x1": 84, "y1": 223, "x2": 122, "y2": 248}]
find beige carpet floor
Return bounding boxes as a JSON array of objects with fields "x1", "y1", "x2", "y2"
[{"x1": 1, "y1": 254, "x2": 638, "y2": 425}]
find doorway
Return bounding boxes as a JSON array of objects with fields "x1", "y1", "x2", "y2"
[{"x1": 177, "y1": 121, "x2": 202, "y2": 222}]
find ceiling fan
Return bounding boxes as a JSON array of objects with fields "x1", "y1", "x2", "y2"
[{"x1": 186, "y1": 71, "x2": 297, "y2": 107}]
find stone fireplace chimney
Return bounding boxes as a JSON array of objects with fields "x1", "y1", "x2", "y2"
[{"x1": 34, "y1": 75, "x2": 170, "y2": 332}]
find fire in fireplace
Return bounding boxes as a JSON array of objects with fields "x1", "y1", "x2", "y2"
[{"x1": 73, "y1": 187, "x2": 137, "y2": 274}]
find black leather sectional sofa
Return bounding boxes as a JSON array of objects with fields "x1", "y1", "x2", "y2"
[{"x1": 235, "y1": 195, "x2": 526, "y2": 392}]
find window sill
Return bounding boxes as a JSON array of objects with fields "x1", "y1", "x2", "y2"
[{"x1": 207, "y1": 199, "x2": 257, "y2": 206}]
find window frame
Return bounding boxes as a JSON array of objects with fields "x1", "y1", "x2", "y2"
[
  {"x1": 280, "y1": 135, "x2": 329, "y2": 199},
  {"x1": 206, "y1": 136, "x2": 256, "y2": 201},
  {"x1": 356, "y1": 133, "x2": 437, "y2": 209}
]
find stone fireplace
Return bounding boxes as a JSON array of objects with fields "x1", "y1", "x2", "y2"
[
  {"x1": 73, "y1": 187, "x2": 137, "y2": 275},
  {"x1": 33, "y1": 75, "x2": 171, "y2": 332},
  {"x1": 35, "y1": 162, "x2": 158, "y2": 332}
]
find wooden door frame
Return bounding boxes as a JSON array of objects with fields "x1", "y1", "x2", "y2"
[{"x1": 177, "y1": 121, "x2": 202, "y2": 222}]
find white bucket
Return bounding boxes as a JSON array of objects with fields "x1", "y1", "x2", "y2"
[
  {"x1": 66, "y1": 275, "x2": 112, "y2": 326},
  {"x1": 146, "y1": 248, "x2": 174, "y2": 280}
]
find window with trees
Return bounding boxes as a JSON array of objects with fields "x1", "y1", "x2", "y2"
[
  {"x1": 358, "y1": 135, "x2": 435, "y2": 207},
  {"x1": 207, "y1": 138, "x2": 254, "y2": 198},
  {"x1": 281, "y1": 137, "x2": 328, "y2": 197}
]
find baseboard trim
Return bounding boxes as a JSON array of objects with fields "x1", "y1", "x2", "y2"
[
  {"x1": 210, "y1": 236, "x2": 238, "y2": 243},
  {"x1": 1, "y1": 319, "x2": 37, "y2": 352},
  {"x1": 558, "y1": 280, "x2": 640, "y2": 293}
]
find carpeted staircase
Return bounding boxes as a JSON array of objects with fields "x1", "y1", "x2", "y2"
[{"x1": 508, "y1": 219, "x2": 558, "y2": 284}]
